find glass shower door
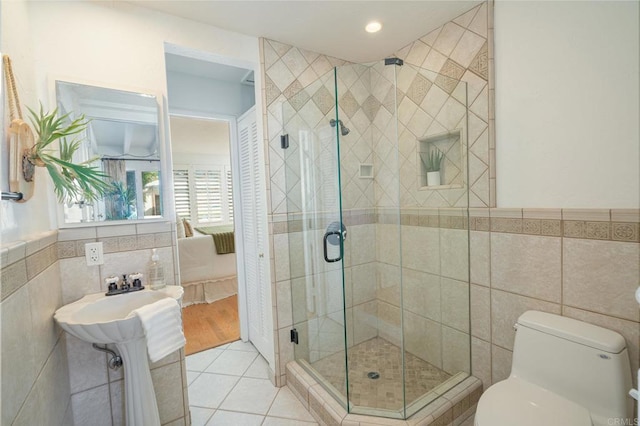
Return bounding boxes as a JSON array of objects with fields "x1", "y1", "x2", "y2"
[
  {"x1": 282, "y1": 69, "x2": 350, "y2": 408},
  {"x1": 283, "y1": 58, "x2": 472, "y2": 420}
]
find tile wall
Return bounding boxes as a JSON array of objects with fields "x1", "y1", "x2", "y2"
[
  {"x1": 1, "y1": 231, "x2": 71, "y2": 426},
  {"x1": 261, "y1": 36, "x2": 354, "y2": 385},
  {"x1": 393, "y1": 2, "x2": 494, "y2": 208},
  {"x1": 1, "y1": 222, "x2": 191, "y2": 426},
  {"x1": 261, "y1": 3, "x2": 492, "y2": 386},
  {"x1": 465, "y1": 208, "x2": 639, "y2": 390},
  {"x1": 261, "y1": 4, "x2": 638, "y2": 415},
  {"x1": 376, "y1": 207, "x2": 471, "y2": 377},
  {"x1": 57, "y1": 221, "x2": 189, "y2": 425}
]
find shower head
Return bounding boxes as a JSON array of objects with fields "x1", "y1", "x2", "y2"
[{"x1": 330, "y1": 118, "x2": 350, "y2": 136}]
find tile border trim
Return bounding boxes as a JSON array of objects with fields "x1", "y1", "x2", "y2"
[{"x1": 273, "y1": 208, "x2": 639, "y2": 242}]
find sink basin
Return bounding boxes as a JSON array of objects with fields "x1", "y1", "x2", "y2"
[
  {"x1": 54, "y1": 287, "x2": 183, "y2": 344},
  {"x1": 54, "y1": 286, "x2": 184, "y2": 426}
]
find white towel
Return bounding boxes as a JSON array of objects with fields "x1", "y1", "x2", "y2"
[{"x1": 133, "y1": 297, "x2": 186, "y2": 362}]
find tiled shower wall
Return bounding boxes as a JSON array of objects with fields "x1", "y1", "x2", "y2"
[
  {"x1": 393, "y1": 2, "x2": 494, "y2": 208},
  {"x1": 262, "y1": 3, "x2": 492, "y2": 385},
  {"x1": 261, "y1": 2, "x2": 492, "y2": 385},
  {"x1": 261, "y1": 36, "x2": 366, "y2": 385},
  {"x1": 2, "y1": 224, "x2": 191, "y2": 426},
  {"x1": 376, "y1": 208, "x2": 471, "y2": 377}
]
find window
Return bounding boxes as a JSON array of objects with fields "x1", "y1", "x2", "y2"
[
  {"x1": 172, "y1": 169, "x2": 191, "y2": 219},
  {"x1": 173, "y1": 165, "x2": 233, "y2": 226},
  {"x1": 226, "y1": 168, "x2": 234, "y2": 219}
]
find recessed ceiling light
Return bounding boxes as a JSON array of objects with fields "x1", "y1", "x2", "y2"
[{"x1": 365, "y1": 21, "x2": 382, "y2": 33}]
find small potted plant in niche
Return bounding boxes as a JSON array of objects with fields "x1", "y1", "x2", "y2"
[
  {"x1": 26, "y1": 104, "x2": 111, "y2": 203},
  {"x1": 421, "y1": 148, "x2": 444, "y2": 186}
]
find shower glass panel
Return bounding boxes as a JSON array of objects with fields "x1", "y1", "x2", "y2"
[
  {"x1": 282, "y1": 69, "x2": 349, "y2": 409},
  {"x1": 284, "y1": 60, "x2": 470, "y2": 420}
]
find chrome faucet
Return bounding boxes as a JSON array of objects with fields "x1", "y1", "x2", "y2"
[{"x1": 104, "y1": 273, "x2": 145, "y2": 296}]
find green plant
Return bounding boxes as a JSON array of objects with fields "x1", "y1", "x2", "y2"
[
  {"x1": 106, "y1": 181, "x2": 136, "y2": 220},
  {"x1": 421, "y1": 148, "x2": 444, "y2": 172},
  {"x1": 26, "y1": 104, "x2": 111, "y2": 203}
]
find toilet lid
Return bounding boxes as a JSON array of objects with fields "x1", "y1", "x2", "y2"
[{"x1": 475, "y1": 378, "x2": 592, "y2": 426}]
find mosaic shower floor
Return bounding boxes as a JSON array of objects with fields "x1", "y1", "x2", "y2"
[{"x1": 311, "y1": 337, "x2": 451, "y2": 411}]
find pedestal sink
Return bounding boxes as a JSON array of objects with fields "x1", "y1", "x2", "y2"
[{"x1": 54, "y1": 286, "x2": 184, "y2": 426}]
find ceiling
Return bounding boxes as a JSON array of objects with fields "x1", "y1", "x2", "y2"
[
  {"x1": 131, "y1": 1, "x2": 481, "y2": 63},
  {"x1": 165, "y1": 53, "x2": 254, "y2": 84}
]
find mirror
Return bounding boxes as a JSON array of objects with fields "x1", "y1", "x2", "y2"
[{"x1": 56, "y1": 81, "x2": 163, "y2": 224}]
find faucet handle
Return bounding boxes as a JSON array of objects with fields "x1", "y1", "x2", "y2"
[
  {"x1": 129, "y1": 273, "x2": 144, "y2": 288},
  {"x1": 105, "y1": 276, "x2": 119, "y2": 284},
  {"x1": 105, "y1": 276, "x2": 119, "y2": 292}
]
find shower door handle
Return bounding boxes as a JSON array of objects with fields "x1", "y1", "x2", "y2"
[{"x1": 323, "y1": 231, "x2": 343, "y2": 263}]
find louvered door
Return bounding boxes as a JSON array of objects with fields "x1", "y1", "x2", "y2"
[{"x1": 237, "y1": 108, "x2": 273, "y2": 364}]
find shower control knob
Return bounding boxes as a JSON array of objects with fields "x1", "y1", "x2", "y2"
[{"x1": 259, "y1": 253, "x2": 264, "y2": 258}]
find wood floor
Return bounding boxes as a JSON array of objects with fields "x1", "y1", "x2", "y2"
[{"x1": 182, "y1": 295, "x2": 240, "y2": 356}]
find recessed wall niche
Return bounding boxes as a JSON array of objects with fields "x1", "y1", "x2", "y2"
[{"x1": 418, "y1": 129, "x2": 464, "y2": 189}]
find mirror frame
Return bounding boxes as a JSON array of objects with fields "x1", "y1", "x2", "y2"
[{"x1": 50, "y1": 76, "x2": 174, "y2": 228}]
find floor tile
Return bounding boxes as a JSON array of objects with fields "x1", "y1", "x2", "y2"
[
  {"x1": 312, "y1": 337, "x2": 450, "y2": 410},
  {"x1": 262, "y1": 417, "x2": 318, "y2": 426},
  {"x1": 204, "y1": 350, "x2": 258, "y2": 376},
  {"x1": 218, "y1": 377, "x2": 279, "y2": 415},
  {"x1": 187, "y1": 371, "x2": 200, "y2": 385},
  {"x1": 243, "y1": 354, "x2": 270, "y2": 379},
  {"x1": 226, "y1": 340, "x2": 258, "y2": 353},
  {"x1": 206, "y1": 410, "x2": 264, "y2": 426},
  {"x1": 188, "y1": 373, "x2": 239, "y2": 409},
  {"x1": 189, "y1": 407, "x2": 215, "y2": 426},
  {"x1": 268, "y1": 387, "x2": 316, "y2": 422},
  {"x1": 186, "y1": 348, "x2": 224, "y2": 372}
]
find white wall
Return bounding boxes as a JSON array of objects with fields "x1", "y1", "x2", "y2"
[
  {"x1": 1, "y1": 0, "x2": 55, "y2": 243},
  {"x1": 0, "y1": 0, "x2": 261, "y2": 244},
  {"x1": 494, "y1": 0, "x2": 639, "y2": 208},
  {"x1": 170, "y1": 116, "x2": 231, "y2": 166}
]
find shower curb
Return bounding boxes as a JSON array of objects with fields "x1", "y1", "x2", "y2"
[{"x1": 286, "y1": 361, "x2": 482, "y2": 426}]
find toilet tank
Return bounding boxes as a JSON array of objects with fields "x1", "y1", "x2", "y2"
[{"x1": 511, "y1": 311, "x2": 633, "y2": 423}]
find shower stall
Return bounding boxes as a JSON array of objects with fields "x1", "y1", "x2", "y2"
[{"x1": 282, "y1": 59, "x2": 471, "y2": 419}]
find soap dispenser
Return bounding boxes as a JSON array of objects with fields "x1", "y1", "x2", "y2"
[{"x1": 147, "y1": 248, "x2": 166, "y2": 290}]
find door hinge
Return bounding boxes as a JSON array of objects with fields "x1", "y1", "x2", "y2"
[
  {"x1": 290, "y1": 328, "x2": 299, "y2": 344},
  {"x1": 281, "y1": 134, "x2": 289, "y2": 149}
]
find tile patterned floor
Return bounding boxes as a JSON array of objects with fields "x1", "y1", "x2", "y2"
[
  {"x1": 311, "y1": 337, "x2": 451, "y2": 411},
  {"x1": 186, "y1": 340, "x2": 318, "y2": 426}
]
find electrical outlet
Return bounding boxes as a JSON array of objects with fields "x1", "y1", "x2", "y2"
[{"x1": 85, "y1": 242, "x2": 104, "y2": 266}]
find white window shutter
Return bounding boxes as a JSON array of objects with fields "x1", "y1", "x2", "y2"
[
  {"x1": 172, "y1": 169, "x2": 191, "y2": 220},
  {"x1": 194, "y1": 168, "x2": 223, "y2": 223}
]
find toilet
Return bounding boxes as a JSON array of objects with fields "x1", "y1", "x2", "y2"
[{"x1": 475, "y1": 311, "x2": 633, "y2": 426}]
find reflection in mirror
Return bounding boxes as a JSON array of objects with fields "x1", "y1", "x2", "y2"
[{"x1": 56, "y1": 81, "x2": 162, "y2": 224}]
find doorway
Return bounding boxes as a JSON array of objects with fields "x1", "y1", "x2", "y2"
[
  {"x1": 164, "y1": 46, "x2": 274, "y2": 367},
  {"x1": 169, "y1": 115, "x2": 240, "y2": 354}
]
